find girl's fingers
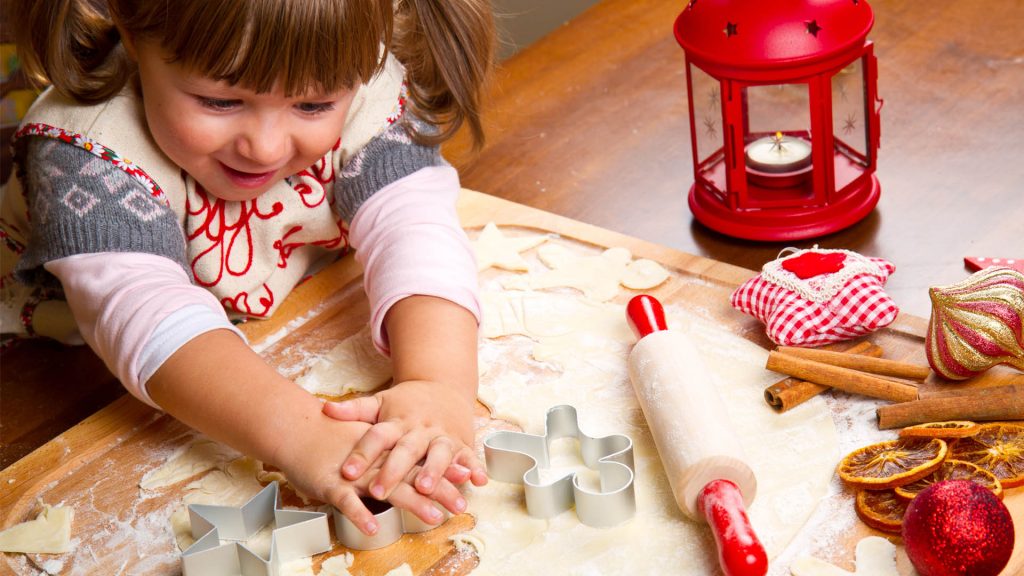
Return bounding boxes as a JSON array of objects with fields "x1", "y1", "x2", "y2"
[
  {"x1": 332, "y1": 488, "x2": 379, "y2": 536},
  {"x1": 442, "y1": 462, "x2": 471, "y2": 485},
  {"x1": 415, "y1": 437, "x2": 456, "y2": 495},
  {"x1": 388, "y1": 476, "x2": 465, "y2": 525},
  {"x1": 322, "y1": 395, "x2": 383, "y2": 424},
  {"x1": 341, "y1": 421, "x2": 403, "y2": 481},
  {"x1": 452, "y1": 445, "x2": 489, "y2": 486},
  {"x1": 422, "y1": 475, "x2": 468, "y2": 516},
  {"x1": 368, "y1": 432, "x2": 431, "y2": 499}
]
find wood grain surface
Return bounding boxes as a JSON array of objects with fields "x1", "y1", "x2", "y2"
[{"x1": 2, "y1": 190, "x2": 1022, "y2": 575}]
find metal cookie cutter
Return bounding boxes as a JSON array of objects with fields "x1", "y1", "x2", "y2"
[
  {"x1": 331, "y1": 499, "x2": 448, "y2": 550},
  {"x1": 484, "y1": 404, "x2": 636, "y2": 527},
  {"x1": 182, "y1": 481, "x2": 331, "y2": 576}
]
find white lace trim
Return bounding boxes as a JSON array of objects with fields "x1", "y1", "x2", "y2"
[{"x1": 761, "y1": 247, "x2": 884, "y2": 303}]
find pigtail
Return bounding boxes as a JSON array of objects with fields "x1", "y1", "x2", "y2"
[
  {"x1": 7, "y1": 0, "x2": 131, "y2": 103},
  {"x1": 392, "y1": 0, "x2": 496, "y2": 150}
]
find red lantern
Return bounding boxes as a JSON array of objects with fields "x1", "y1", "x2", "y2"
[{"x1": 675, "y1": 0, "x2": 882, "y2": 241}]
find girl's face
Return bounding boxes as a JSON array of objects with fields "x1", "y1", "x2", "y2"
[{"x1": 132, "y1": 40, "x2": 354, "y2": 202}]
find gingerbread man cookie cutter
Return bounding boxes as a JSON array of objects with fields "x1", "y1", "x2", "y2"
[
  {"x1": 484, "y1": 404, "x2": 636, "y2": 527},
  {"x1": 182, "y1": 481, "x2": 331, "y2": 576}
]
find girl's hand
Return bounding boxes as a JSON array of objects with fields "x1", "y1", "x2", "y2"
[
  {"x1": 271, "y1": 411, "x2": 467, "y2": 536},
  {"x1": 322, "y1": 379, "x2": 487, "y2": 502}
]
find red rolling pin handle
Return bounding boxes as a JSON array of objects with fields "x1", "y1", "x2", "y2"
[
  {"x1": 626, "y1": 294, "x2": 668, "y2": 338},
  {"x1": 699, "y1": 480, "x2": 768, "y2": 576}
]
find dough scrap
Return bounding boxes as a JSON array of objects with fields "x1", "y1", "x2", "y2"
[
  {"x1": 295, "y1": 326, "x2": 392, "y2": 398},
  {"x1": 621, "y1": 258, "x2": 670, "y2": 290},
  {"x1": 472, "y1": 222, "x2": 547, "y2": 272},
  {"x1": 384, "y1": 563, "x2": 414, "y2": 576},
  {"x1": 502, "y1": 244, "x2": 632, "y2": 301},
  {"x1": 790, "y1": 536, "x2": 898, "y2": 576},
  {"x1": 0, "y1": 505, "x2": 73, "y2": 554},
  {"x1": 501, "y1": 243, "x2": 671, "y2": 300},
  {"x1": 140, "y1": 439, "x2": 241, "y2": 491},
  {"x1": 318, "y1": 552, "x2": 355, "y2": 575}
]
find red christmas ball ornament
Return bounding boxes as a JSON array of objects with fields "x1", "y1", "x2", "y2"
[{"x1": 902, "y1": 480, "x2": 1015, "y2": 576}]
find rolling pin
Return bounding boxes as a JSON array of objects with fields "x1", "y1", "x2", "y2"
[{"x1": 626, "y1": 295, "x2": 767, "y2": 576}]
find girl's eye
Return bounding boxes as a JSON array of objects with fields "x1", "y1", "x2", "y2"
[
  {"x1": 295, "y1": 101, "x2": 337, "y2": 115},
  {"x1": 197, "y1": 97, "x2": 240, "y2": 111}
]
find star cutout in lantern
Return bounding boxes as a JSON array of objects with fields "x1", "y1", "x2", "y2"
[
  {"x1": 472, "y1": 222, "x2": 548, "y2": 272},
  {"x1": 805, "y1": 20, "x2": 823, "y2": 37},
  {"x1": 724, "y1": 22, "x2": 738, "y2": 37},
  {"x1": 843, "y1": 113, "x2": 858, "y2": 134}
]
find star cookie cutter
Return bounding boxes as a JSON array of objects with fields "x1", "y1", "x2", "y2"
[
  {"x1": 331, "y1": 498, "x2": 448, "y2": 550},
  {"x1": 483, "y1": 404, "x2": 636, "y2": 527},
  {"x1": 182, "y1": 481, "x2": 331, "y2": 576}
]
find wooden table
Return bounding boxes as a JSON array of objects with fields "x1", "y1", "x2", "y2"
[{"x1": 2, "y1": 0, "x2": 1022, "y2": 536}]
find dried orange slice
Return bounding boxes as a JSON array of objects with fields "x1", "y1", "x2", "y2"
[
  {"x1": 855, "y1": 489, "x2": 907, "y2": 533},
  {"x1": 894, "y1": 459, "x2": 1002, "y2": 500},
  {"x1": 837, "y1": 438, "x2": 947, "y2": 490},
  {"x1": 949, "y1": 423, "x2": 1024, "y2": 488},
  {"x1": 899, "y1": 420, "x2": 980, "y2": 439}
]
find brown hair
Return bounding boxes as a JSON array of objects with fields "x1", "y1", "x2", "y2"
[{"x1": 7, "y1": 0, "x2": 495, "y2": 148}]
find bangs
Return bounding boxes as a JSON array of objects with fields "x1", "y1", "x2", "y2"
[{"x1": 156, "y1": 0, "x2": 390, "y2": 95}]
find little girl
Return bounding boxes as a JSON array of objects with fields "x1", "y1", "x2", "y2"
[{"x1": 1, "y1": 0, "x2": 494, "y2": 536}]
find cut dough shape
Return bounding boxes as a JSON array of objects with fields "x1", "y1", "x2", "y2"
[
  {"x1": 0, "y1": 505, "x2": 73, "y2": 554},
  {"x1": 472, "y1": 222, "x2": 547, "y2": 272},
  {"x1": 790, "y1": 536, "x2": 898, "y2": 576},
  {"x1": 502, "y1": 243, "x2": 670, "y2": 301},
  {"x1": 295, "y1": 326, "x2": 392, "y2": 398},
  {"x1": 621, "y1": 258, "x2": 670, "y2": 290}
]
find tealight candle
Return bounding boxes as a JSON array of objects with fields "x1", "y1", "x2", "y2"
[{"x1": 745, "y1": 132, "x2": 813, "y2": 174}]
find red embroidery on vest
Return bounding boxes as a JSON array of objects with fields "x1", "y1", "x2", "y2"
[
  {"x1": 273, "y1": 224, "x2": 347, "y2": 268},
  {"x1": 291, "y1": 139, "x2": 340, "y2": 209},
  {"x1": 186, "y1": 183, "x2": 284, "y2": 287},
  {"x1": 222, "y1": 284, "x2": 275, "y2": 318}
]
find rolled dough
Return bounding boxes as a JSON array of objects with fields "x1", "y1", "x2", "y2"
[{"x1": 465, "y1": 295, "x2": 840, "y2": 575}]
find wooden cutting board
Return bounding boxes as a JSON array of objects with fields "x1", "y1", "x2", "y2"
[{"x1": 2, "y1": 190, "x2": 1022, "y2": 575}]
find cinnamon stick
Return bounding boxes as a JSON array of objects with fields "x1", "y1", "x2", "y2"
[
  {"x1": 766, "y1": 351, "x2": 919, "y2": 403},
  {"x1": 876, "y1": 384, "x2": 1024, "y2": 429},
  {"x1": 775, "y1": 346, "x2": 931, "y2": 381},
  {"x1": 764, "y1": 342, "x2": 882, "y2": 413}
]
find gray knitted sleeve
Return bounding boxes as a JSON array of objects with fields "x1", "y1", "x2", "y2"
[
  {"x1": 334, "y1": 118, "x2": 449, "y2": 223},
  {"x1": 14, "y1": 137, "x2": 190, "y2": 289}
]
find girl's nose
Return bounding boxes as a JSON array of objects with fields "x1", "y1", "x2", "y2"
[{"x1": 236, "y1": 114, "x2": 291, "y2": 167}]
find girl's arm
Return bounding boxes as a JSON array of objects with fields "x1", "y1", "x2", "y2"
[
  {"x1": 323, "y1": 164, "x2": 487, "y2": 499},
  {"x1": 45, "y1": 252, "x2": 466, "y2": 534}
]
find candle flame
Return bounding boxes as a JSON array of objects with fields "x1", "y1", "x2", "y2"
[{"x1": 775, "y1": 131, "x2": 783, "y2": 139}]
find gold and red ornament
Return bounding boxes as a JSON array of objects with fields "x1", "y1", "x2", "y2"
[
  {"x1": 902, "y1": 480, "x2": 1014, "y2": 576},
  {"x1": 926, "y1": 266, "x2": 1024, "y2": 380}
]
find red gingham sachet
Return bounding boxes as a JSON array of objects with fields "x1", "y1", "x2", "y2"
[{"x1": 730, "y1": 248, "x2": 899, "y2": 347}]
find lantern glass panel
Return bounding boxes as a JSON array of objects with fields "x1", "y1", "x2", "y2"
[
  {"x1": 689, "y1": 62, "x2": 726, "y2": 200},
  {"x1": 831, "y1": 57, "x2": 870, "y2": 192},
  {"x1": 742, "y1": 83, "x2": 814, "y2": 204}
]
